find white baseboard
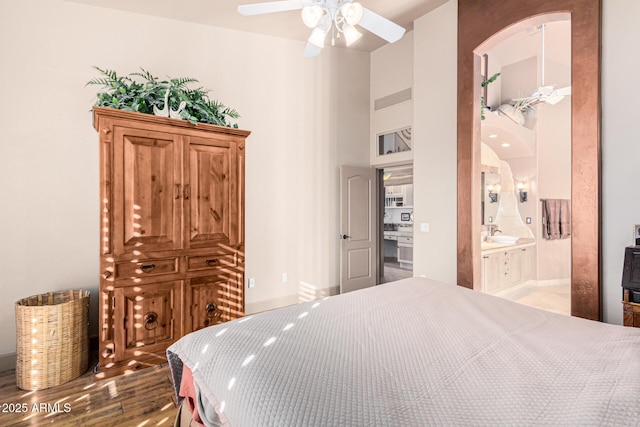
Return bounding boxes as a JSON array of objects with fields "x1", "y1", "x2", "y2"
[
  {"x1": 537, "y1": 278, "x2": 571, "y2": 287},
  {"x1": 246, "y1": 286, "x2": 339, "y2": 314},
  {"x1": 0, "y1": 352, "x2": 16, "y2": 373}
]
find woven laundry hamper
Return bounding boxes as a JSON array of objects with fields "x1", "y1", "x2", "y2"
[{"x1": 15, "y1": 290, "x2": 90, "y2": 390}]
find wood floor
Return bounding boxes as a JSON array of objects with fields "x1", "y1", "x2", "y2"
[{"x1": 0, "y1": 356, "x2": 177, "y2": 427}]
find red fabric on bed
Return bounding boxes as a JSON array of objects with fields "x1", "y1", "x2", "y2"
[{"x1": 179, "y1": 365, "x2": 205, "y2": 426}]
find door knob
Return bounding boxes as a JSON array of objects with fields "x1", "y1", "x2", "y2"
[{"x1": 340, "y1": 234, "x2": 351, "y2": 240}]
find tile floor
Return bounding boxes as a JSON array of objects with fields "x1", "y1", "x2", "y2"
[
  {"x1": 492, "y1": 280, "x2": 571, "y2": 315},
  {"x1": 381, "y1": 265, "x2": 570, "y2": 317},
  {"x1": 382, "y1": 262, "x2": 413, "y2": 283}
]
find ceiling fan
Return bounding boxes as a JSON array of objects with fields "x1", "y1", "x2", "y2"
[
  {"x1": 513, "y1": 24, "x2": 571, "y2": 107},
  {"x1": 237, "y1": 0, "x2": 406, "y2": 57}
]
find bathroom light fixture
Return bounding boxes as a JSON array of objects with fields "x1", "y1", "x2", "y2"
[
  {"x1": 487, "y1": 184, "x2": 500, "y2": 203},
  {"x1": 517, "y1": 181, "x2": 528, "y2": 203}
]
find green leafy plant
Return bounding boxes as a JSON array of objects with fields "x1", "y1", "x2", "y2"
[
  {"x1": 87, "y1": 66, "x2": 240, "y2": 128},
  {"x1": 480, "y1": 72, "x2": 501, "y2": 120}
]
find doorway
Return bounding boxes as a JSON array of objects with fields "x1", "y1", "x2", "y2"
[
  {"x1": 457, "y1": 0, "x2": 601, "y2": 320},
  {"x1": 381, "y1": 164, "x2": 413, "y2": 284},
  {"x1": 479, "y1": 21, "x2": 572, "y2": 316}
]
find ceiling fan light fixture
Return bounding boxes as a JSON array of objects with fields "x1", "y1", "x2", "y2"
[
  {"x1": 308, "y1": 26, "x2": 328, "y2": 48},
  {"x1": 341, "y1": 2, "x2": 363, "y2": 26},
  {"x1": 301, "y1": 5, "x2": 324, "y2": 28},
  {"x1": 343, "y1": 25, "x2": 362, "y2": 46}
]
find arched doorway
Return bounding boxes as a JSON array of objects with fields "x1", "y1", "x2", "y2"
[{"x1": 456, "y1": 0, "x2": 601, "y2": 320}]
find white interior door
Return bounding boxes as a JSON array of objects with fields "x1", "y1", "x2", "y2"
[{"x1": 340, "y1": 166, "x2": 378, "y2": 293}]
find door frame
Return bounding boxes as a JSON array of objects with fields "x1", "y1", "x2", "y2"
[
  {"x1": 457, "y1": 0, "x2": 602, "y2": 320},
  {"x1": 376, "y1": 162, "x2": 414, "y2": 285}
]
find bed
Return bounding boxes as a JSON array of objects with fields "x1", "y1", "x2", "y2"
[{"x1": 167, "y1": 277, "x2": 640, "y2": 426}]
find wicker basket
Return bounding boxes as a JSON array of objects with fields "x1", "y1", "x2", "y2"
[{"x1": 15, "y1": 290, "x2": 90, "y2": 390}]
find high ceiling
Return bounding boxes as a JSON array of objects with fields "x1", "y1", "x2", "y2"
[{"x1": 62, "y1": 0, "x2": 449, "y2": 52}]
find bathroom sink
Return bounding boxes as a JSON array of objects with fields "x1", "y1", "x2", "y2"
[{"x1": 487, "y1": 235, "x2": 519, "y2": 244}]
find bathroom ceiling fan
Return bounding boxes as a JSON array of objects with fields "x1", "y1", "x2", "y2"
[
  {"x1": 513, "y1": 24, "x2": 571, "y2": 106},
  {"x1": 237, "y1": 0, "x2": 406, "y2": 57}
]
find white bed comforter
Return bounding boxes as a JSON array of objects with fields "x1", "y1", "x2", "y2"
[{"x1": 167, "y1": 277, "x2": 640, "y2": 426}]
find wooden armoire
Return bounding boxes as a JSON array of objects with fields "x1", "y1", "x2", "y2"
[{"x1": 93, "y1": 107, "x2": 249, "y2": 377}]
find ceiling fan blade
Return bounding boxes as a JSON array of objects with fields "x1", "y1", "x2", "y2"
[
  {"x1": 304, "y1": 42, "x2": 322, "y2": 57},
  {"x1": 544, "y1": 95, "x2": 565, "y2": 105},
  {"x1": 238, "y1": 0, "x2": 302, "y2": 16},
  {"x1": 358, "y1": 7, "x2": 406, "y2": 43},
  {"x1": 542, "y1": 86, "x2": 571, "y2": 105},
  {"x1": 535, "y1": 85, "x2": 554, "y2": 96}
]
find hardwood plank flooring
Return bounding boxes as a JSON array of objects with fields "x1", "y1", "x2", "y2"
[{"x1": 0, "y1": 357, "x2": 177, "y2": 427}]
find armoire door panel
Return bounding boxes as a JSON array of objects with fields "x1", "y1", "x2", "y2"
[
  {"x1": 114, "y1": 281, "x2": 181, "y2": 362},
  {"x1": 187, "y1": 273, "x2": 242, "y2": 332},
  {"x1": 113, "y1": 128, "x2": 181, "y2": 255},
  {"x1": 185, "y1": 138, "x2": 238, "y2": 248}
]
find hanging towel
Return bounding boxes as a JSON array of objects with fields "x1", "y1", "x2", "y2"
[
  {"x1": 542, "y1": 199, "x2": 571, "y2": 240},
  {"x1": 559, "y1": 199, "x2": 571, "y2": 238}
]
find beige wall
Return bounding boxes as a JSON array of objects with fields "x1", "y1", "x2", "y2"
[
  {"x1": 536, "y1": 100, "x2": 571, "y2": 281},
  {"x1": 412, "y1": 0, "x2": 458, "y2": 284},
  {"x1": 370, "y1": 32, "x2": 414, "y2": 167},
  {"x1": 0, "y1": 0, "x2": 369, "y2": 356},
  {"x1": 601, "y1": 0, "x2": 640, "y2": 325}
]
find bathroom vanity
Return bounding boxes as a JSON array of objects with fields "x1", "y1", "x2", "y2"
[{"x1": 481, "y1": 240, "x2": 535, "y2": 294}]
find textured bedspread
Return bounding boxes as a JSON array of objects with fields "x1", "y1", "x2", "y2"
[{"x1": 167, "y1": 277, "x2": 640, "y2": 426}]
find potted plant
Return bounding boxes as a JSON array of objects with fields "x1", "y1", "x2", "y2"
[{"x1": 87, "y1": 67, "x2": 240, "y2": 128}]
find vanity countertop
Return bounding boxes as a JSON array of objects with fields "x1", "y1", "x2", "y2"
[
  {"x1": 481, "y1": 238, "x2": 536, "y2": 254},
  {"x1": 384, "y1": 231, "x2": 413, "y2": 238}
]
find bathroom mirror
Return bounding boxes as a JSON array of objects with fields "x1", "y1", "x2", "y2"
[{"x1": 481, "y1": 172, "x2": 500, "y2": 225}]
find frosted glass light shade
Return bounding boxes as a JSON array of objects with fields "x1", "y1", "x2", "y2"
[
  {"x1": 343, "y1": 26, "x2": 362, "y2": 46},
  {"x1": 341, "y1": 2, "x2": 363, "y2": 26},
  {"x1": 308, "y1": 27, "x2": 328, "y2": 48},
  {"x1": 302, "y1": 6, "x2": 324, "y2": 28}
]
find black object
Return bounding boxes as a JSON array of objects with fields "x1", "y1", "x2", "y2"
[{"x1": 622, "y1": 246, "x2": 640, "y2": 302}]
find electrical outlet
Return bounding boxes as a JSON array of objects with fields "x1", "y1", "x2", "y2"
[
  {"x1": 420, "y1": 223, "x2": 429, "y2": 232},
  {"x1": 281, "y1": 273, "x2": 287, "y2": 283},
  {"x1": 526, "y1": 217, "x2": 532, "y2": 224},
  {"x1": 248, "y1": 278, "x2": 255, "y2": 288}
]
